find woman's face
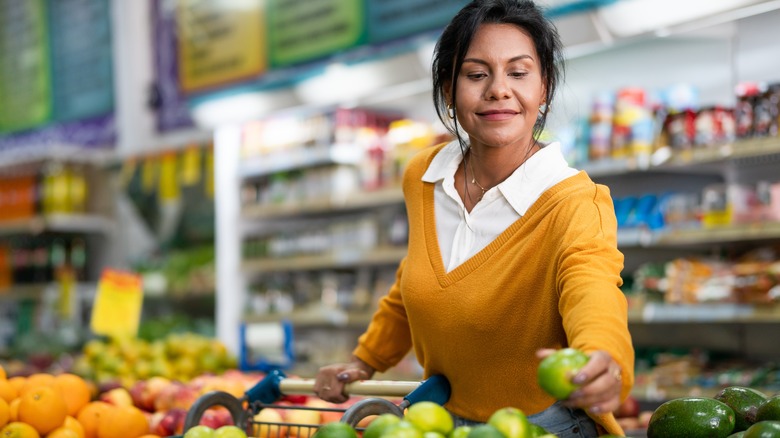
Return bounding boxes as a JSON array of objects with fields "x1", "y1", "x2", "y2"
[{"x1": 452, "y1": 23, "x2": 545, "y2": 151}]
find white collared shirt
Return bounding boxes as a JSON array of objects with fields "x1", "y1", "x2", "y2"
[{"x1": 421, "y1": 140, "x2": 579, "y2": 272}]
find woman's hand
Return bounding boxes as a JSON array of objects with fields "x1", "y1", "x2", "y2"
[
  {"x1": 536, "y1": 349, "x2": 623, "y2": 415},
  {"x1": 314, "y1": 356, "x2": 376, "y2": 403}
]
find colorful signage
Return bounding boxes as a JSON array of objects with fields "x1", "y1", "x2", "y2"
[
  {"x1": 177, "y1": 0, "x2": 267, "y2": 93},
  {"x1": 0, "y1": 0, "x2": 52, "y2": 133},
  {"x1": 365, "y1": 0, "x2": 469, "y2": 43},
  {"x1": 267, "y1": 0, "x2": 365, "y2": 67}
]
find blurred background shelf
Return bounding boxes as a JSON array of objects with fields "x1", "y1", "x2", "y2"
[{"x1": 242, "y1": 246, "x2": 408, "y2": 274}]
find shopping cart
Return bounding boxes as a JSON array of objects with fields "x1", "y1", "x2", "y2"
[{"x1": 178, "y1": 369, "x2": 450, "y2": 437}]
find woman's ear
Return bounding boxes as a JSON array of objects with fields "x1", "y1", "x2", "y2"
[{"x1": 443, "y1": 80, "x2": 453, "y2": 107}]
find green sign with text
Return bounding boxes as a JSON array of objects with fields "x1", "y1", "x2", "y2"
[{"x1": 267, "y1": 0, "x2": 365, "y2": 67}]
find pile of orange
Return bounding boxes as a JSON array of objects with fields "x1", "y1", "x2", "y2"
[{"x1": 0, "y1": 365, "x2": 160, "y2": 438}]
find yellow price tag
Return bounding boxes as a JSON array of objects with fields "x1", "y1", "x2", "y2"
[
  {"x1": 141, "y1": 156, "x2": 159, "y2": 194},
  {"x1": 180, "y1": 145, "x2": 202, "y2": 186},
  {"x1": 159, "y1": 152, "x2": 181, "y2": 201},
  {"x1": 90, "y1": 269, "x2": 144, "y2": 339}
]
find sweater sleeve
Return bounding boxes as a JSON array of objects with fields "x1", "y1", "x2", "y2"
[
  {"x1": 555, "y1": 182, "x2": 635, "y2": 402},
  {"x1": 353, "y1": 257, "x2": 413, "y2": 372}
]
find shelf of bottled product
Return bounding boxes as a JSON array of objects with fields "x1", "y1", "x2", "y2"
[
  {"x1": 239, "y1": 143, "x2": 365, "y2": 179},
  {"x1": 242, "y1": 245, "x2": 407, "y2": 275},
  {"x1": 579, "y1": 136, "x2": 780, "y2": 178},
  {"x1": 242, "y1": 185, "x2": 405, "y2": 219},
  {"x1": 0, "y1": 145, "x2": 116, "y2": 172},
  {"x1": 0, "y1": 213, "x2": 114, "y2": 237}
]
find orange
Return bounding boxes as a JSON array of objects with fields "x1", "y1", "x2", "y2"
[
  {"x1": 45, "y1": 428, "x2": 80, "y2": 438},
  {"x1": 7, "y1": 399, "x2": 19, "y2": 423},
  {"x1": 17, "y1": 386, "x2": 68, "y2": 435},
  {"x1": 0, "y1": 365, "x2": 5, "y2": 380},
  {"x1": 76, "y1": 402, "x2": 112, "y2": 438},
  {"x1": 6, "y1": 378, "x2": 25, "y2": 395},
  {"x1": 0, "y1": 398, "x2": 8, "y2": 427},
  {"x1": 137, "y1": 436, "x2": 161, "y2": 438},
  {"x1": 61, "y1": 416, "x2": 85, "y2": 438},
  {"x1": 53, "y1": 374, "x2": 92, "y2": 417},
  {"x1": 95, "y1": 405, "x2": 149, "y2": 438},
  {"x1": 0, "y1": 421, "x2": 41, "y2": 438},
  {"x1": 0, "y1": 381, "x2": 16, "y2": 404},
  {"x1": 19, "y1": 374, "x2": 55, "y2": 397}
]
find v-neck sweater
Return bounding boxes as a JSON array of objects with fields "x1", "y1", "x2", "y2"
[{"x1": 353, "y1": 144, "x2": 634, "y2": 435}]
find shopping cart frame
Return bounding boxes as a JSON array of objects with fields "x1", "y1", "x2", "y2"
[{"x1": 178, "y1": 369, "x2": 450, "y2": 436}]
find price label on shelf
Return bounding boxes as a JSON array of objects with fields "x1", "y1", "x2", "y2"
[{"x1": 90, "y1": 269, "x2": 143, "y2": 339}]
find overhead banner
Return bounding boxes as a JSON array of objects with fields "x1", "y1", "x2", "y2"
[
  {"x1": 48, "y1": 0, "x2": 114, "y2": 122},
  {"x1": 0, "y1": 0, "x2": 52, "y2": 133},
  {"x1": 365, "y1": 0, "x2": 469, "y2": 44},
  {"x1": 267, "y1": 0, "x2": 365, "y2": 67},
  {"x1": 176, "y1": 0, "x2": 266, "y2": 93}
]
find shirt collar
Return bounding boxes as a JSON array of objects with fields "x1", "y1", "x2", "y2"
[{"x1": 421, "y1": 140, "x2": 574, "y2": 216}]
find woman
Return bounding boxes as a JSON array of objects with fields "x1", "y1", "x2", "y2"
[{"x1": 315, "y1": 1, "x2": 634, "y2": 436}]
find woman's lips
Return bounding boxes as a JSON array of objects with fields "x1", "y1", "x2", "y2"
[{"x1": 477, "y1": 110, "x2": 518, "y2": 121}]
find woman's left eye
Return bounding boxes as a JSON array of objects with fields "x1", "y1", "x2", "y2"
[{"x1": 509, "y1": 72, "x2": 528, "y2": 78}]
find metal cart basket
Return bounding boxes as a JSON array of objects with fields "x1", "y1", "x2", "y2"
[{"x1": 178, "y1": 369, "x2": 451, "y2": 437}]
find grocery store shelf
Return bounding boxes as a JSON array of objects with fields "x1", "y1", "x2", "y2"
[
  {"x1": 242, "y1": 186, "x2": 404, "y2": 219},
  {"x1": 243, "y1": 309, "x2": 375, "y2": 328},
  {"x1": 580, "y1": 137, "x2": 780, "y2": 178},
  {"x1": 0, "y1": 284, "x2": 49, "y2": 301},
  {"x1": 0, "y1": 144, "x2": 116, "y2": 173},
  {"x1": 628, "y1": 302, "x2": 780, "y2": 323},
  {"x1": 617, "y1": 221, "x2": 780, "y2": 248},
  {"x1": 0, "y1": 214, "x2": 114, "y2": 236},
  {"x1": 239, "y1": 143, "x2": 364, "y2": 179},
  {"x1": 242, "y1": 246, "x2": 407, "y2": 274}
]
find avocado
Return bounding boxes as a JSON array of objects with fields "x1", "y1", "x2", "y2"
[
  {"x1": 758, "y1": 396, "x2": 780, "y2": 422},
  {"x1": 728, "y1": 432, "x2": 746, "y2": 438},
  {"x1": 744, "y1": 421, "x2": 780, "y2": 437},
  {"x1": 715, "y1": 386, "x2": 768, "y2": 431},
  {"x1": 647, "y1": 397, "x2": 736, "y2": 438}
]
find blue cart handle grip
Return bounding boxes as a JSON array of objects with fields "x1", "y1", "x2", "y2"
[{"x1": 403, "y1": 374, "x2": 451, "y2": 407}]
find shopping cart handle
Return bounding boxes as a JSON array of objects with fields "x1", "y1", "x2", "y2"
[
  {"x1": 403, "y1": 374, "x2": 450, "y2": 407},
  {"x1": 244, "y1": 370, "x2": 450, "y2": 405}
]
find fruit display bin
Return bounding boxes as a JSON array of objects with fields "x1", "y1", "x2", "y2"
[{"x1": 173, "y1": 370, "x2": 451, "y2": 437}]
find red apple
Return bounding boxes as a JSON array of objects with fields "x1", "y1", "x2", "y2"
[
  {"x1": 153, "y1": 408, "x2": 187, "y2": 436},
  {"x1": 615, "y1": 395, "x2": 640, "y2": 419}
]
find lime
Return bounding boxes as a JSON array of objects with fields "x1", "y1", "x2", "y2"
[
  {"x1": 406, "y1": 401, "x2": 454, "y2": 435},
  {"x1": 383, "y1": 420, "x2": 424, "y2": 438},
  {"x1": 487, "y1": 407, "x2": 530, "y2": 438},
  {"x1": 466, "y1": 424, "x2": 504, "y2": 438},
  {"x1": 214, "y1": 425, "x2": 247, "y2": 438},
  {"x1": 364, "y1": 414, "x2": 402, "y2": 438},
  {"x1": 528, "y1": 423, "x2": 548, "y2": 437},
  {"x1": 184, "y1": 426, "x2": 216, "y2": 438},
  {"x1": 449, "y1": 425, "x2": 473, "y2": 438},
  {"x1": 537, "y1": 348, "x2": 589, "y2": 399},
  {"x1": 314, "y1": 422, "x2": 359, "y2": 438}
]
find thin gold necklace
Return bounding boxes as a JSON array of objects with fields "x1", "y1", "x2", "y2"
[{"x1": 467, "y1": 151, "x2": 489, "y2": 200}]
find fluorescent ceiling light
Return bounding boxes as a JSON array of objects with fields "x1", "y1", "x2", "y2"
[
  {"x1": 191, "y1": 88, "x2": 300, "y2": 129},
  {"x1": 598, "y1": 0, "x2": 765, "y2": 37}
]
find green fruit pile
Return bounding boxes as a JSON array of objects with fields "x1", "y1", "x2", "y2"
[
  {"x1": 647, "y1": 385, "x2": 780, "y2": 438},
  {"x1": 324, "y1": 402, "x2": 555, "y2": 438},
  {"x1": 71, "y1": 332, "x2": 237, "y2": 386},
  {"x1": 185, "y1": 424, "x2": 248, "y2": 438}
]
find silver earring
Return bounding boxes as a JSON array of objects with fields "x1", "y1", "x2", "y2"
[{"x1": 447, "y1": 104, "x2": 456, "y2": 119}]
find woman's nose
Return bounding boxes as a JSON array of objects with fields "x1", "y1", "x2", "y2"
[{"x1": 485, "y1": 75, "x2": 511, "y2": 100}]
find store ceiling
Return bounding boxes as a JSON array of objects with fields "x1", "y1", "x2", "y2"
[{"x1": 191, "y1": 0, "x2": 780, "y2": 129}]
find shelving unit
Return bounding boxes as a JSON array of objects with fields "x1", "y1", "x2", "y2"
[{"x1": 209, "y1": 3, "x2": 780, "y2": 391}]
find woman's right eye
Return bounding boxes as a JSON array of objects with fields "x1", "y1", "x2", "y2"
[{"x1": 466, "y1": 73, "x2": 487, "y2": 80}]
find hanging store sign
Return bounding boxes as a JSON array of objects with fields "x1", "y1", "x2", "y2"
[
  {"x1": 177, "y1": 0, "x2": 267, "y2": 93},
  {"x1": 267, "y1": 0, "x2": 365, "y2": 67},
  {"x1": 48, "y1": 0, "x2": 114, "y2": 122},
  {"x1": 365, "y1": 0, "x2": 469, "y2": 44},
  {"x1": 0, "y1": 0, "x2": 52, "y2": 133}
]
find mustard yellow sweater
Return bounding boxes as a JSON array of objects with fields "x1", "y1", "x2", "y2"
[{"x1": 353, "y1": 145, "x2": 634, "y2": 435}]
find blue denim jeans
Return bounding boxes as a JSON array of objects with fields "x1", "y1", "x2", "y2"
[{"x1": 451, "y1": 402, "x2": 599, "y2": 438}]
